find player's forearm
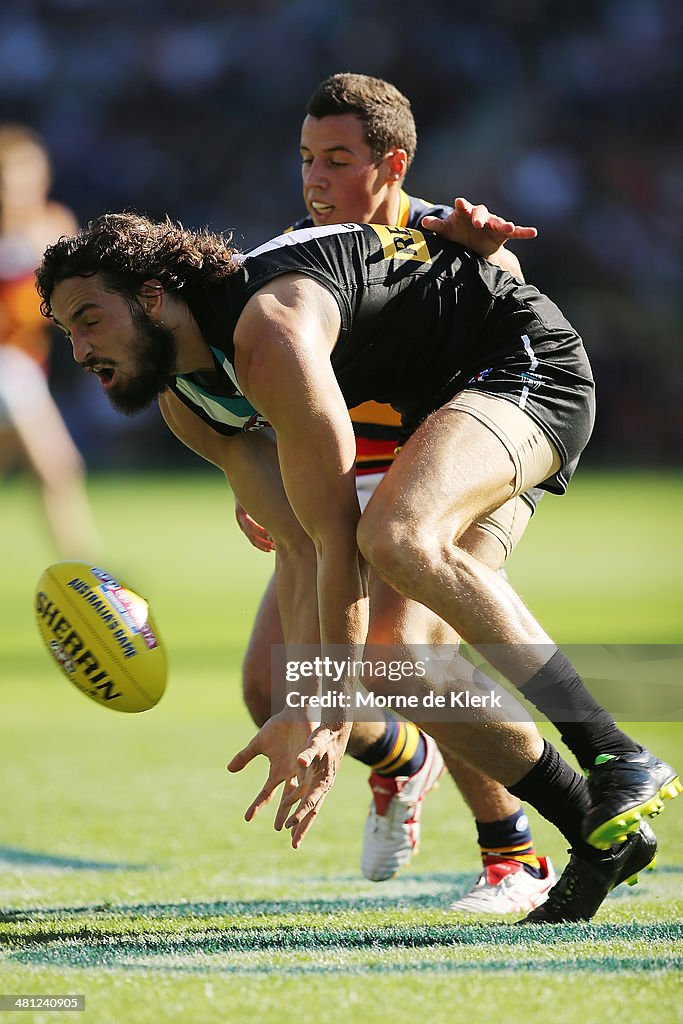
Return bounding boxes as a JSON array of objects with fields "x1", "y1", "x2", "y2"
[
  {"x1": 274, "y1": 543, "x2": 320, "y2": 646},
  {"x1": 317, "y1": 563, "x2": 368, "y2": 649},
  {"x1": 315, "y1": 541, "x2": 368, "y2": 728}
]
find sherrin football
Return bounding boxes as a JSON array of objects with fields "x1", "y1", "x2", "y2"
[{"x1": 35, "y1": 562, "x2": 167, "y2": 712}]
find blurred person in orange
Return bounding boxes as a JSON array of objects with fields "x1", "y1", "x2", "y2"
[{"x1": 0, "y1": 124, "x2": 100, "y2": 559}]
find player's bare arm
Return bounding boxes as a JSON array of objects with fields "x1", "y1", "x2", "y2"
[
  {"x1": 159, "y1": 390, "x2": 310, "y2": 560},
  {"x1": 233, "y1": 274, "x2": 368, "y2": 845},
  {"x1": 160, "y1": 389, "x2": 324, "y2": 650},
  {"x1": 161, "y1": 387, "x2": 333, "y2": 830},
  {"x1": 234, "y1": 274, "x2": 367, "y2": 650}
]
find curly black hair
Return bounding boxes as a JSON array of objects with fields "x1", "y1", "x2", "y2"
[{"x1": 36, "y1": 211, "x2": 240, "y2": 317}]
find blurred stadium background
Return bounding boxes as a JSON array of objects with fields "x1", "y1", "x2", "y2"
[{"x1": 0, "y1": 0, "x2": 681, "y2": 473}]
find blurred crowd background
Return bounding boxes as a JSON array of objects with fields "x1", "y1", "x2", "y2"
[{"x1": 1, "y1": 0, "x2": 681, "y2": 471}]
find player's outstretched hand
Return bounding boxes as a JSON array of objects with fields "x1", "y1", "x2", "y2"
[
  {"x1": 234, "y1": 500, "x2": 276, "y2": 553},
  {"x1": 421, "y1": 197, "x2": 538, "y2": 257},
  {"x1": 285, "y1": 722, "x2": 352, "y2": 848},
  {"x1": 227, "y1": 707, "x2": 318, "y2": 830}
]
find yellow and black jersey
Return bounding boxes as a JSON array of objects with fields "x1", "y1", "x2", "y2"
[
  {"x1": 170, "y1": 222, "x2": 593, "y2": 495},
  {"x1": 288, "y1": 191, "x2": 453, "y2": 475}
]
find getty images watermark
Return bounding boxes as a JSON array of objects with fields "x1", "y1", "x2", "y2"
[
  {"x1": 283, "y1": 654, "x2": 504, "y2": 712},
  {"x1": 270, "y1": 644, "x2": 683, "y2": 723}
]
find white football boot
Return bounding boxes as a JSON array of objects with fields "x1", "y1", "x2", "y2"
[
  {"x1": 448, "y1": 856, "x2": 556, "y2": 914},
  {"x1": 361, "y1": 735, "x2": 445, "y2": 882}
]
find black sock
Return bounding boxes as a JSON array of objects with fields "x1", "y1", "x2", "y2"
[
  {"x1": 521, "y1": 650, "x2": 639, "y2": 771},
  {"x1": 508, "y1": 739, "x2": 596, "y2": 855}
]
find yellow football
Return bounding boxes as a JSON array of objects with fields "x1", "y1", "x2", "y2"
[{"x1": 35, "y1": 562, "x2": 167, "y2": 713}]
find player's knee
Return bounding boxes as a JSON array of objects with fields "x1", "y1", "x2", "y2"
[
  {"x1": 358, "y1": 509, "x2": 408, "y2": 576},
  {"x1": 358, "y1": 510, "x2": 439, "y2": 595},
  {"x1": 360, "y1": 511, "x2": 483, "y2": 612}
]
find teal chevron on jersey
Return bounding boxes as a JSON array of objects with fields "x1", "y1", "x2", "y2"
[
  {"x1": 174, "y1": 376, "x2": 259, "y2": 431},
  {"x1": 172, "y1": 345, "x2": 268, "y2": 434}
]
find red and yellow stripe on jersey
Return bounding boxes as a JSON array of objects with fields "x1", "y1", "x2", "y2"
[{"x1": 350, "y1": 399, "x2": 401, "y2": 475}]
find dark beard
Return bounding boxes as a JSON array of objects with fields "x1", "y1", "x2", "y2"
[{"x1": 108, "y1": 310, "x2": 177, "y2": 416}]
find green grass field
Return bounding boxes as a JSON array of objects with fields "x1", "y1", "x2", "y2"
[{"x1": 1, "y1": 470, "x2": 681, "y2": 1023}]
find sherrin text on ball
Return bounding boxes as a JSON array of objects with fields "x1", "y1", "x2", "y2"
[{"x1": 35, "y1": 562, "x2": 167, "y2": 712}]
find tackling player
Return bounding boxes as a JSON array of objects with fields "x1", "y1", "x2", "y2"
[{"x1": 235, "y1": 74, "x2": 554, "y2": 914}]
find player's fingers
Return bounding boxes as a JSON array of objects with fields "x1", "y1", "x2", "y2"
[
  {"x1": 290, "y1": 797, "x2": 326, "y2": 848},
  {"x1": 235, "y1": 504, "x2": 249, "y2": 531},
  {"x1": 297, "y1": 728, "x2": 335, "y2": 770},
  {"x1": 484, "y1": 215, "x2": 515, "y2": 233},
  {"x1": 508, "y1": 225, "x2": 539, "y2": 239},
  {"x1": 244, "y1": 772, "x2": 282, "y2": 822},
  {"x1": 420, "y1": 214, "x2": 448, "y2": 235},
  {"x1": 454, "y1": 198, "x2": 538, "y2": 239},
  {"x1": 252, "y1": 535, "x2": 276, "y2": 553},
  {"x1": 226, "y1": 732, "x2": 262, "y2": 773},
  {"x1": 469, "y1": 203, "x2": 491, "y2": 229},
  {"x1": 296, "y1": 743, "x2": 321, "y2": 771},
  {"x1": 274, "y1": 776, "x2": 303, "y2": 831},
  {"x1": 478, "y1": 215, "x2": 538, "y2": 239},
  {"x1": 245, "y1": 525, "x2": 274, "y2": 551},
  {"x1": 250, "y1": 522, "x2": 272, "y2": 541},
  {"x1": 284, "y1": 769, "x2": 331, "y2": 831},
  {"x1": 237, "y1": 510, "x2": 275, "y2": 550}
]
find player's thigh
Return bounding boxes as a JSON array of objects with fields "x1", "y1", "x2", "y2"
[
  {"x1": 360, "y1": 393, "x2": 558, "y2": 549},
  {"x1": 460, "y1": 494, "x2": 534, "y2": 567},
  {"x1": 358, "y1": 408, "x2": 515, "y2": 553}
]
